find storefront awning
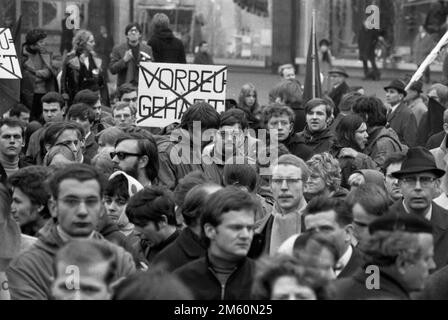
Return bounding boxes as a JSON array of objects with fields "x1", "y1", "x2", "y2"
[{"x1": 233, "y1": 0, "x2": 269, "y2": 17}]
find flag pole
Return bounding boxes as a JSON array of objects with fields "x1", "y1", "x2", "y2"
[
  {"x1": 406, "y1": 29, "x2": 448, "y2": 90},
  {"x1": 311, "y1": 10, "x2": 316, "y2": 98}
]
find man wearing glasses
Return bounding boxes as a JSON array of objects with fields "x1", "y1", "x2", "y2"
[
  {"x1": 110, "y1": 23, "x2": 153, "y2": 88},
  {"x1": 389, "y1": 147, "x2": 448, "y2": 270},
  {"x1": 249, "y1": 154, "x2": 310, "y2": 258},
  {"x1": 6, "y1": 164, "x2": 135, "y2": 299},
  {"x1": 111, "y1": 128, "x2": 159, "y2": 187},
  {"x1": 112, "y1": 102, "x2": 136, "y2": 128}
]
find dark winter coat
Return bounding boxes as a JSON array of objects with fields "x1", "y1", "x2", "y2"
[{"x1": 147, "y1": 27, "x2": 186, "y2": 64}]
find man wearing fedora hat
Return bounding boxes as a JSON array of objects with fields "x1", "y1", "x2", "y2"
[
  {"x1": 328, "y1": 67, "x2": 350, "y2": 113},
  {"x1": 405, "y1": 81, "x2": 427, "y2": 127},
  {"x1": 385, "y1": 79, "x2": 418, "y2": 148},
  {"x1": 389, "y1": 147, "x2": 448, "y2": 270}
]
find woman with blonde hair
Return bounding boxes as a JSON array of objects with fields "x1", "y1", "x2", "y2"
[{"x1": 61, "y1": 29, "x2": 109, "y2": 106}]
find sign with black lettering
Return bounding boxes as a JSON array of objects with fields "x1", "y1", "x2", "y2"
[
  {"x1": 0, "y1": 28, "x2": 22, "y2": 79},
  {"x1": 137, "y1": 62, "x2": 227, "y2": 128}
]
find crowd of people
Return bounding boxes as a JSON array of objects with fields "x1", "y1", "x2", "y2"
[{"x1": 3, "y1": 12, "x2": 448, "y2": 301}]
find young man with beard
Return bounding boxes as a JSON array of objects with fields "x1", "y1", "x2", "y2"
[
  {"x1": 249, "y1": 154, "x2": 310, "y2": 258},
  {"x1": 110, "y1": 23, "x2": 153, "y2": 87},
  {"x1": 296, "y1": 99, "x2": 336, "y2": 157},
  {"x1": 6, "y1": 164, "x2": 135, "y2": 300},
  {"x1": 175, "y1": 187, "x2": 257, "y2": 300},
  {"x1": 112, "y1": 128, "x2": 159, "y2": 187}
]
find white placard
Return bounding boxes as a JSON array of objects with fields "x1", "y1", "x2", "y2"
[
  {"x1": 137, "y1": 62, "x2": 227, "y2": 128},
  {"x1": 0, "y1": 28, "x2": 22, "y2": 79}
]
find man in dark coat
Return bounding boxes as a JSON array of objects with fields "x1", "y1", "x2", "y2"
[
  {"x1": 175, "y1": 187, "x2": 257, "y2": 300},
  {"x1": 152, "y1": 184, "x2": 221, "y2": 272},
  {"x1": 296, "y1": 98, "x2": 336, "y2": 156},
  {"x1": 110, "y1": 23, "x2": 153, "y2": 88},
  {"x1": 328, "y1": 67, "x2": 350, "y2": 113},
  {"x1": 388, "y1": 147, "x2": 448, "y2": 270},
  {"x1": 358, "y1": 18, "x2": 381, "y2": 80},
  {"x1": 147, "y1": 13, "x2": 186, "y2": 64},
  {"x1": 330, "y1": 214, "x2": 435, "y2": 300},
  {"x1": 385, "y1": 79, "x2": 418, "y2": 148}
]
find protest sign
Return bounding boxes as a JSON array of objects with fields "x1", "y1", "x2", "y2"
[
  {"x1": 0, "y1": 28, "x2": 22, "y2": 79},
  {"x1": 137, "y1": 62, "x2": 227, "y2": 128}
]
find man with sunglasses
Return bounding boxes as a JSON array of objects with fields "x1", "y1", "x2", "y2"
[
  {"x1": 110, "y1": 23, "x2": 153, "y2": 88},
  {"x1": 112, "y1": 128, "x2": 159, "y2": 187},
  {"x1": 249, "y1": 154, "x2": 310, "y2": 259},
  {"x1": 6, "y1": 164, "x2": 135, "y2": 299},
  {"x1": 389, "y1": 147, "x2": 448, "y2": 270}
]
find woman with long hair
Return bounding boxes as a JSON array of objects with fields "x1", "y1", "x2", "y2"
[
  {"x1": 61, "y1": 29, "x2": 109, "y2": 106},
  {"x1": 238, "y1": 83, "x2": 262, "y2": 130},
  {"x1": 331, "y1": 114, "x2": 377, "y2": 189}
]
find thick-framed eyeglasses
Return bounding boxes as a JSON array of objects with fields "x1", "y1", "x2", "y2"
[
  {"x1": 400, "y1": 176, "x2": 437, "y2": 188},
  {"x1": 110, "y1": 152, "x2": 142, "y2": 160}
]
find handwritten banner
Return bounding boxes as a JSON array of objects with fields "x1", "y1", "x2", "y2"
[{"x1": 0, "y1": 28, "x2": 22, "y2": 79}]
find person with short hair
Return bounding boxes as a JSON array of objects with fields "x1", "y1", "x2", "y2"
[
  {"x1": 112, "y1": 102, "x2": 136, "y2": 127},
  {"x1": 202, "y1": 109, "x2": 258, "y2": 173},
  {"x1": 116, "y1": 83, "x2": 138, "y2": 111},
  {"x1": 175, "y1": 187, "x2": 258, "y2": 300},
  {"x1": 303, "y1": 196, "x2": 362, "y2": 279},
  {"x1": 73, "y1": 89, "x2": 114, "y2": 135},
  {"x1": 6, "y1": 164, "x2": 136, "y2": 300},
  {"x1": 9, "y1": 104, "x2": 31, "y2": 124},
  {"x1": 20, "y1": 29, "x2": 58, "y2": 121},
  {"x1": 67, "y1": 103, "x2": 98, "y2": 164},
  {"x1": 152, "y1": 183, "x2": 222, "y2": 272},
  {"x1": 296, "y1": 98, "x2": 336, "y2": 156},
  {"x1": 405, "y1": 81, "x2": 427, "y2": 127},
  {"x1": 352, "y1": 96, "x2": 406, "y2": 167},
  {"x1": 0, "y1": 119, "x2": 28, "y2": 183},
  {"x1": 110, "y1": 23, "x2": 153, "y2": 87},
  {"x1": 194, "y1": 41, "x2": 214, "y2": 65},
  {"x1": 51, "y1": 239, "x2": 117, "y2": 300},
  {"x1": 26, "y1": 92, "x2": 65, "y2": 165},
  {"x1": 112, "y1": 129, "x2": 159, "y2": 187},
  {"x1": 147, "y1": 13, "x2": 186, "y2": 64},
  {"x1": 39, "y1": 122, "x2": 84, "y2": 166},
  {"x1": 383, "y1": 152, "x2": 406, "y2": 203},
  {"x1": 278, "y1": 64, "x2": 296, "y2": 81},
  {"x1": 126, "y1": 186, "x2": 180, "y2": 264},
  {"x1": 305, "y1": 153, "x2": 347, "y2": 201},
  {"x1": 346, "y1": 183, "x2": 389, "y2": 246},
  {"x1": 249, "y1": 155, "x2": 310, "y2": 258},
  {"x1": 329, "y1": 92, "x2": 361, "y2": 133},
  {"x1": 330, "y1": 214, "x2": 435, "y2": 299},
  {"x1": 157, "y1": 101, "x2": 222, "y2": 190},
  {"x1": 263, "y1": 103, "x2": 313, "y2": 161},
  {"x1": 389, "y1": 147, "x2": 448, "y2": 269},
  {"x1": 8, "y1": 166, "x2": 51, "y2": 237}
]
